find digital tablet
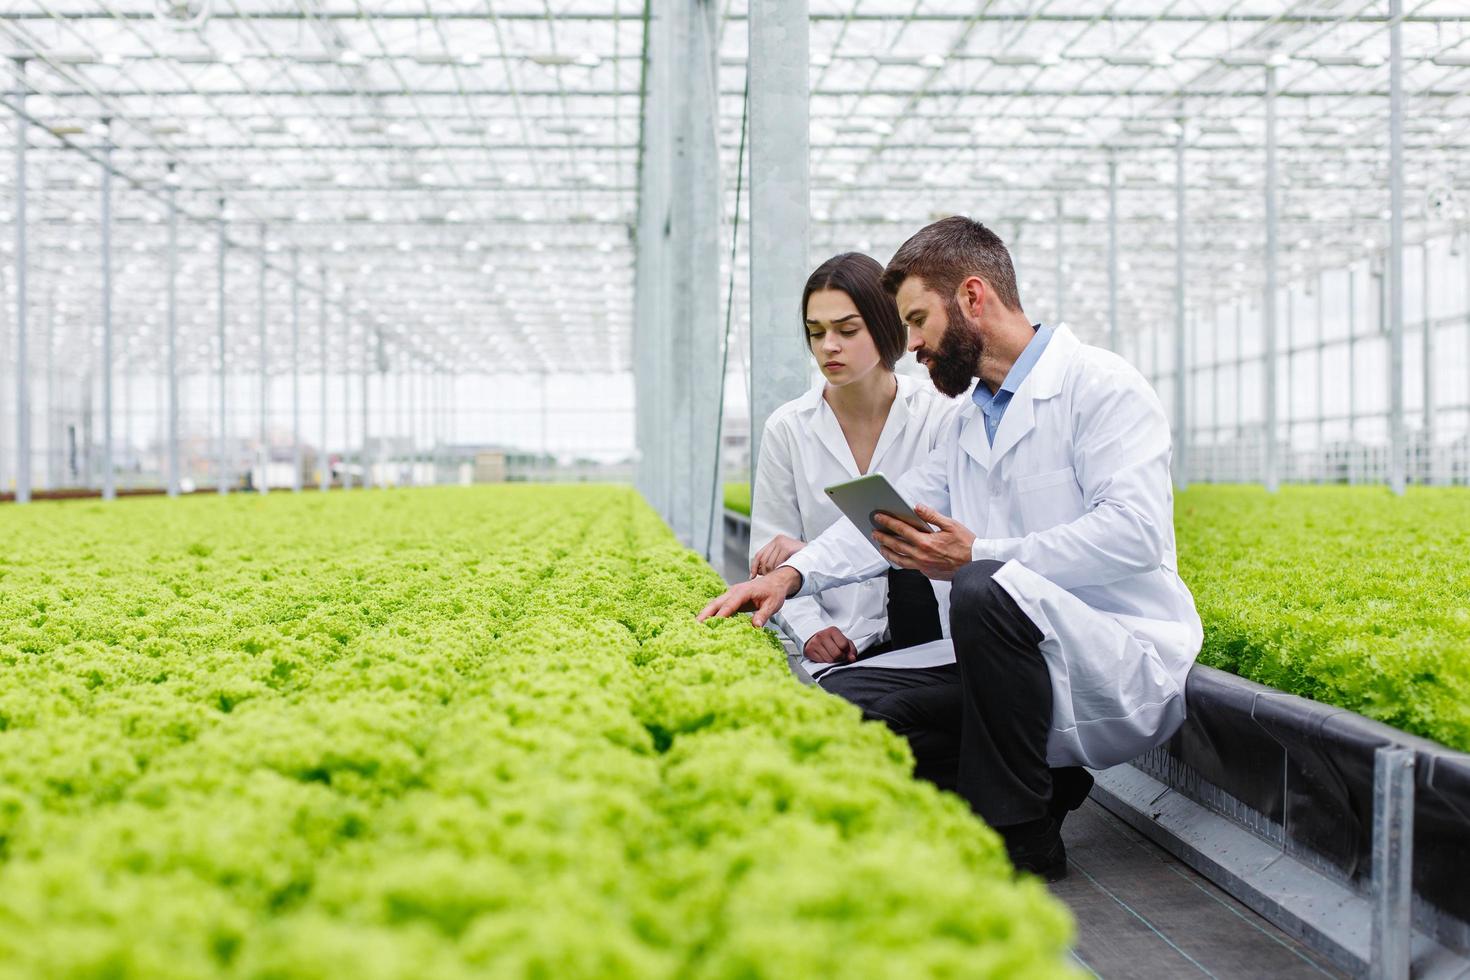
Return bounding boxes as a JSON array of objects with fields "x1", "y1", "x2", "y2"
[{"x1": 823, "y1": 473, "x2": 932, "y2": 552}]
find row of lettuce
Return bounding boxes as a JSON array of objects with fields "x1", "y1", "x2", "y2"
[
  {"x1": 724, "y1": 481, "x2": 1469, "y2": 753},
  {"x1": 0, "y1": 486, "x2": 1076, "y2": 978}
]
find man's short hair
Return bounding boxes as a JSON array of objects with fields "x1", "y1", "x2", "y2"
[{"x1": 882, "y1": 216, "x2": 1023, "y2": 312}]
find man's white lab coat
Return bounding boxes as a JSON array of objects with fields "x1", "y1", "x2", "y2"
[{"x1": 784, "y1": 326, "x2": 1203, "y2": 769}]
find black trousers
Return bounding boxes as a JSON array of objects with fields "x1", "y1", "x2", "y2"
[{"x1": 819, "y1": 560, "x2": 1089, "y2": 829}]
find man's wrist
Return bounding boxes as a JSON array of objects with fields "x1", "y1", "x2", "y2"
[{"x1": 771, "y1": 564, "x2": 804, "y2": 597}]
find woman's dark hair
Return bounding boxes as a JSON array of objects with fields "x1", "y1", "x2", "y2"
[{"x1": 800, "y1": 252, "x2": 908, "y2": 370}]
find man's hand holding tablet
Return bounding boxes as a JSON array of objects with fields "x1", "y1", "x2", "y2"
[{"x1": 825, "y1": 474, "x2": 977, "y2": 581}]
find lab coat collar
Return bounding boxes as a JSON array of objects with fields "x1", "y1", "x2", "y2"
[
  {"x1": 988, "y1": 325, "x2": 1079, "y2": 463},
  {"x1": 795, "y1": 372, "x2": 918, "y2": 478}
]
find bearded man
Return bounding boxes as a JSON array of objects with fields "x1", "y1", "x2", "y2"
[{"x1": 698, "y1": 216, "x2": 1202, "y2": 881}]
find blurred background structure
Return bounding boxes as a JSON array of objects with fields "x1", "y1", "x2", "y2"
[{"x1": 2, "y1": 1, "x2": 1468, "y2": 542}]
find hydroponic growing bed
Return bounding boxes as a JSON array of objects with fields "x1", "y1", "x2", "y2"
[{"x1": 0, "y1": 486, "x2": 1074, "y2": 978}]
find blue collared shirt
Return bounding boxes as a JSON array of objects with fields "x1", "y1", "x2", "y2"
[{"x1": 972, "y1": 323, "x2": 1055, "y2": 445}]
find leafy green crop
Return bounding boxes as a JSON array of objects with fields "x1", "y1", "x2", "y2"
[
  {"x1": 723, "y1": 482, "x2": 751, "y2": 517},
  {"x1": 0, "y1": 486, "x2": 1074, "y2": 979},
  {"x1": 1176, "y1": 485, "x2": 1470, "y2": 752}
]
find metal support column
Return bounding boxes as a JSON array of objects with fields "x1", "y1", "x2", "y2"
[
  {"x1": 13, "y1": 58, "x2": 30, "y2": 503},
  {"x1": 1323, "y1": 274, "x2": 1334, "y2": 481},
  {"x1": 166, "y1": 172, "x2": 180, "y2": 496},
  {"x1": 1421, "y1": 243, "x2": 1434, "y2": 484},
  {"x1": 685, "y1": 0, "x2": 723, "y2": 560},
  {"x1": 100, "y1": 119, "x2": 115, "y2": 501},
  {"x1": 319, "y1": 265, "x2": 329, "y2": 492},
  {"x1": 291, "y1": 249, "x2": 302, "y2": 492},
  {"x1": 362, "y1": 316, "x2": 372, "y2": 489},
  {"x1": 748, "y1": 0, "x2": 810, "y2": 478},
  {"x1": 217, "y1": 200, "x2": 229, "y2": 495},
  {"x1": 257, "y1": 225, "x2": 269, "y2": 495},
  {"x1": 1370, "y1": 746, "x2": 1414, "y2": 980},
  {"x1": 342, "y1": 297, "x2": 353, "y2": 491},
  {"x1": 1107, "y1": 153, "x2": 1119, "y2": 354},
  {"x1": 1388, "y1": 0, "x2": 1406, "y2": 495},
  {"x1": 1263, "y1": 63, "x2": 1280, "y2": 492},
  {"x1": 1054, "y1": 194, "x2": 1065, "y2": 325},
  {"x1": 1348, "y1": 267, "x2": 1358, "y2": 480},
  {"x1": 1174, "y1": 118, "x2": 1188, "y2": 490}
]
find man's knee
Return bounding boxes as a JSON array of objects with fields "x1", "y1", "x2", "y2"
[{"x1": 950, "y1": 559, "x2": 1007, "y2": 619}]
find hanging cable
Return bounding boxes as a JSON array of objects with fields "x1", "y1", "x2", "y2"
[{"x1": 704, "y1": 72, "x2": 750, "y2": 563}]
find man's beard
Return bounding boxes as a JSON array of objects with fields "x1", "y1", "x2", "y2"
[{"x1": 919, "y1": 296, "x2": 983, "y2": 397}]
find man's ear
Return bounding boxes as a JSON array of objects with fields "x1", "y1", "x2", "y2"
[{"x1": 960, "y1": 277, "x2": 987, "y2": 319}]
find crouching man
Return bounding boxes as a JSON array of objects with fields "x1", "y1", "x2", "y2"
[{"x1": 699, "y1": 217, "x2": 1202, "y2": 881}]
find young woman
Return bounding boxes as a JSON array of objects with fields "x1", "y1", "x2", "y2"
[{"x1": 748, "y1": 252, "x2": 961, "y2": 687}]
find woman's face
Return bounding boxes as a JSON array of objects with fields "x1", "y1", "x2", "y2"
[{"x1": 805, "y1": 288, "x2": 885, "y2": 387}]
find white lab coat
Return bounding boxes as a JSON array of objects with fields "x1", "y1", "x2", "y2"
[
  {"x1": 784, "y1": 326, "x2": 1203, "y2": 769},
  {"x1": 750, "y1": 373, "x2": 962, "y2": 659}
]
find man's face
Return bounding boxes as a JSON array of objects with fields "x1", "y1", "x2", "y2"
[{"x1": 896, "y1": 276, "x2": 983, "y2": 398}]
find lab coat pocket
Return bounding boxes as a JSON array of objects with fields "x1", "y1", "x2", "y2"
[{"x1": 1015, "y1": 466, "x2": 1084, "y2": 530}]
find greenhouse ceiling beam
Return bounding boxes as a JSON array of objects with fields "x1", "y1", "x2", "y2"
[
  {"x1": 27, "y1": 85, "x2": 1470, "y2": 99},
  {"x1": 9, "y1": 9, "x2": 1467, "y2": 21},
  {"x1": 31, "y1": 138, "x2": 1470, "y2": 154}
]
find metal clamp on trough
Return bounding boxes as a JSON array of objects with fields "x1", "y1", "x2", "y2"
[{"x1": 1092, "y1": 664, "x2": 1470, "y2": 980}]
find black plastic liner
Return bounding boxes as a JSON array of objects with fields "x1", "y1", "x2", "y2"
[{"x1": 1158, "y1": 664, "x2": 1470, "y2": 928}]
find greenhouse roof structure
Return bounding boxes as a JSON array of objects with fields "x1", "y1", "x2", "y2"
[{"x1": 4, "y1": 2, "x2": 1470, "y2": 385}]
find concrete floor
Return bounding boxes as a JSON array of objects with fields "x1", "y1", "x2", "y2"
[{"x1": 1055, "y1": 800, "x2": 1344, "y2": 979}]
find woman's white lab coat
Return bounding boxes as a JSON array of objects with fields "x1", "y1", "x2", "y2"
[
  {"x1": 750, "y1": 373, "x2": 962, "y2": 656},
  {"x1": 785, "y1": 327, "x2": 1204, "y2": 769}
]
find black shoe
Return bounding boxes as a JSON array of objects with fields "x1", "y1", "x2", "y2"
[
  {"x1": 1048, "y1": 767, "x2": 1094, "y2": 827},
  {"x1": 1002, "y1": 817, "x2": 1068, "y2": 883}
]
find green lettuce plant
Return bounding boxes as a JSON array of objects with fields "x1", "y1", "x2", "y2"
[{"x1": 0, "y1": 485, "x2": 1075, "y2": 978}]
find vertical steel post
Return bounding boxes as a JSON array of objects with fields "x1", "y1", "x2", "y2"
[
  {"x1": 14, "y1": 58, "x2": 30, "y2": 503},
  {"x1": 1174, "y1": 118, "x2": 1188, "y2": 490},
  {"x1": 101, "y1": 119, "x2": 115, "y2": 501},
  {"x1": 291, "y1": 249, "x2": 301, "y2": 492},
  {"x1": 376, "y1": 331, "x2": 387, "y2": 485},
  {"x1": 319, "y1": 264, "x2": 328, "y2": 492},
  {"x1": 1323, "y1": 274, "x2": 1334, "y2": 481},
  {"x1": 1236, "y1": 300, "x2": 1245, "y2": 477},
  {"x1": 1348, "y1": 267, "x2": 1358, "y2": 480},
  {"x1": 257, "y1": 225, "x2": 269, "y2": 495},
  {"x1": 1421, "y1": 243, "x2": 1433, "y2": 484},
  {"x1": 342, "y1": 297, "x2": 354, "y2": 490},
  {"x1": 360, "y1": 315, "x2": 370, "y2": 487},
  {"x1": 1213, "y1": 304, "x2": 1222, "y2": 483},
  {"x1": 1388, "y1": 0, "x2": 1406, "y2": 495},
  {"x1": 166, "y1": 173, "x2": 180, "y2": 496},
  {"x1": 748, "y1": 0, "x2": 810, "y2": 476},
  {"x1": 1264, "y1": 62, "x2": 1280, "y2": 492},
  {"x1": 684, "y1": 0, "x2": 723, "y2": 560},
  {"x1": 217, "y1": 200, "x2": 229, "y2": 494},
  {"x1": 1370, "y1": 746, "x2": 1415, "y2": 980},
  {"x1": 1107, "y1": 153, "x2": 1119, "y2": 354},
  {"x1": 362, "y1": 321, "x2": 372, "y2": 489},
  {"x1": 1054, "y1": 194, "x2": 1065, "y2": 325}
]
